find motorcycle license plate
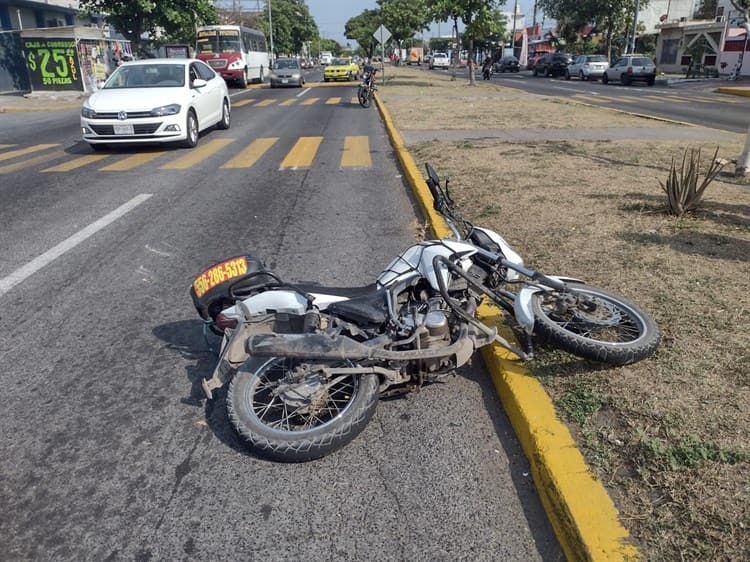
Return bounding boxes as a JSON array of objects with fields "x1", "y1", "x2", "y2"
[{"x1": 192, "y1": 256, "x2": 249, "y2": 298}]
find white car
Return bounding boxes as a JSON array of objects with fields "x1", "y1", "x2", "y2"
[
  {"x1": 81, "y1": 58, "x2": 230, "y2": 150},
  {"x1": 566, "y1": 54, "x2": 609, "y2": 81},
  {"x1": 430, "y1": 53, "x2": 450, "y2": 70}
]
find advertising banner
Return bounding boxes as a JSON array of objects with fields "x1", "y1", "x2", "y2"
[{"x1": 22, "y1": 38, "x2": 82, "y2": 91}]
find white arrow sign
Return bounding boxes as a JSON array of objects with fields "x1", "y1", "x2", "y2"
[{"x1": 373, "y1": 25, "x2": 392, "y2": 45}]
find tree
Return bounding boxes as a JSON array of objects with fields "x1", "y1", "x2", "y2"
[
  {"x1": 427, "y1": 1, "x2": 508, "y2": 85},
  {"x1": 694, "y1": 0, "x2": 718, "y2": 20},
  {"x1": 378, "y1": 0, "x2": 431, "y2": 57},
  {"x1": 345, "y1": 9, "x2": 382, "y2": 59},
  {"x1": 263, "y1": 0, "x2": 318, "y2": 56},
  {"x1": 729, "y1": 0, "x2": 750, "y2": 175},
  {"x1": 80, "y1": 0, "x2": 217, "y2": 56}
]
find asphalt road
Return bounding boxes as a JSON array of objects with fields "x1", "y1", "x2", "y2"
[
  {"x1": 422, "y1": 65, "x2": 750, "y2": 133},
  {"x1": 0, "y1": 71, "x2": 561, "y2": 560}
]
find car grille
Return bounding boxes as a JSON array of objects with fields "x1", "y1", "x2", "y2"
[
  {"x1": 89, "y1": 111, "x2": 153, "y2": 119},
  {"x1": 90, "y1": 123, "x2": 162, "y2": 135},
  {"x1": 207, "y1": 59, "x2": 227, "y2": 69}
]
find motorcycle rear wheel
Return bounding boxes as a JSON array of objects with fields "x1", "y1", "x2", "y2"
[
  {"x1": 530, "y1": 283, "x2": 659, "y2": 365},
  {"x1": 228, "y1": 356, "x2": 379, "y2": 462},
  {"x1": 358, "y1": 85, "x2": 371, "y2": 108}
]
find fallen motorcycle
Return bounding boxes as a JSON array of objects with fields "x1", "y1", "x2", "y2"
[{"x1": 190, "y1": 163, "x2": 660, "y2": 462}]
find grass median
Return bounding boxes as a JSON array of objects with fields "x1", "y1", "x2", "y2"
[{"x1": 378, "y1": 65, "x2": 749, "y2": 561}]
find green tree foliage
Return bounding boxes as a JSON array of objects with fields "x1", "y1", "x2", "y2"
[
  {"x1": 80, "y1": 0, "x2": 217, "y2": 56},
  {"x1": 377, "y1": 0, "x2": 431, "y2": 48},
  {"x1": 694, "y1": 0, "x2": 718, "y2": 19},
  {"x1": 344, "y1": 9, "x2": 382, "y2": 59},
  {"x1": 263, "y1": 0, "x2": 318, "y2": 56},
  {"x1": 427, "y1": 0, "x2": 508, "y2": 84}
]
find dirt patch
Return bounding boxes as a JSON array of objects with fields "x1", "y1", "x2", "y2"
[{"x1": 379, "y1": 66, "x2": 750, "y2": 560}]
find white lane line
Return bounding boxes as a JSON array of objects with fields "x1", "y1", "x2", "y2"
[
  {"x1": 296, "y1": 87, "x2": 311, "y2": 98},
  {"x1": 0, "y1": 194, "x2": 153, "y2": 297}
]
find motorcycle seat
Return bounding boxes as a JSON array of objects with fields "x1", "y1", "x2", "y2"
[
  {"x1": 294, "y1": 282, "x2": 378, "y2": 299},
  {"x1": 325, "y1": 289, "x2": 388, "y2": 326}
]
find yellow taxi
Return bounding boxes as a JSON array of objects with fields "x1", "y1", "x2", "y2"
[{"x1": 323, "y1": 57, "x2": 360, "y2": 82}]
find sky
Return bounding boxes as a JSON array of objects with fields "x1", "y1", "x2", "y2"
[{"x1": 306, "y1": 0, "x2": 541, "y2": 46}]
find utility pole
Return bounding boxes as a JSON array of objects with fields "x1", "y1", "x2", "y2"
[
  {"x1": 629, "y1": 0, "x2": 640, "y2": 54},
  {"x1": 267, "y1": 1, "x2": 274, "y2": 64},
  {"x1": 511, "y1": 0, "x2": 519, "y2": 58}
]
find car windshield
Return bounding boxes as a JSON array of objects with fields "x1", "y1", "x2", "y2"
[
  {"x1": 332, "y1": 58, "x2": 350, "y2": 65},
  {"x1": 104, "y1": 64, "x2": 185, "y2": 88},
  {"x1": 587, "y1": 55, "x2": 608, "y2": 62},
  {"x1": 275, "y1": 59, "x2": 299, "y2": 69}
]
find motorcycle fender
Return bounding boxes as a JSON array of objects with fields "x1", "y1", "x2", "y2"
[
  {"x1": 514, "y1": 276, "x2": 583, "y2": 334},
  {"x1": 201, "y1": 323, "x2": 254, "y2": 399}
]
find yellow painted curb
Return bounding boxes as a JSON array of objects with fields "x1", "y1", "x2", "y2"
[
  {"x1": 716, "y1": 86, "x2": 750, "y2": 98},
  {"x1": 375, "y1": 91, "x2": 639, "y2": 562}
]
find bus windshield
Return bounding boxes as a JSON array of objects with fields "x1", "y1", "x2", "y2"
[{"x1": 197, "y1": 30, "x2": 241, "y2": 54}]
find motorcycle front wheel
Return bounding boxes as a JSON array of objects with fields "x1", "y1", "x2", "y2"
[
  {"x1": 531, "y1": 283, "x2": 659, "y2": 365},
  {"x1": 228, "y1": 356, "x2": 379, "y2": 462},
  {"x1": 358, "y1": 85, "x2": 371, "y2": 108}
]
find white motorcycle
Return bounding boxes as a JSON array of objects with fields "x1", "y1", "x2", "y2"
[{"x1": 190, "y1": 163, "x2": 660, "y2": 462}]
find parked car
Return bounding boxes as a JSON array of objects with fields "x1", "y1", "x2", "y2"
[
  {"x1": 527, "y1": 51, "x2": 550, "y2": 71},
  {"x1": 323, "y1": 57, "x2": 359, "y2": 81},
  {"x1": 430, "y1": 52, "x2": 450, "y2": 70},
  {"x1": 566, "y1": 54, "x2": 609, "y2": 81},
  {"x1": 602, "y1": 55, "x2": 656, "y2": 86},
  {"x1": 494, "y1": 55, "x2": 520, "y2": 73},
  {"x1": 81, "y1": 58, "x2": 230, "y2": 150},
  {"x1": 423, "y1": 53, "x2": 433, "y2": 65},
  {"x1": 533, "y1": 52, "x2": 572, "y2": 77},
  {"x1": 269, "y1": 57, "x2": 305, "y2": 88}
]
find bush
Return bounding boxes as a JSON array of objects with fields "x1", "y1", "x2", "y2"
[{"x1": 659, "y1": 146, "x2": 727, "y2": 216}]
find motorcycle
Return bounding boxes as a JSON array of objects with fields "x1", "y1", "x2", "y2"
[
  {"x1": 357, "y1": 64, "x2": 378, "y2": 108},
  {"x1": 190, "y1": 163, "x2": 660, "y2": 462},
  {"x1": 482, "y1": 60, "x2": 492, "y2": 80}
]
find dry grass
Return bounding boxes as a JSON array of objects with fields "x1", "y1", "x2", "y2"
[{"x1": 379, "y1": 66, "x2": 750, "y2": 560}]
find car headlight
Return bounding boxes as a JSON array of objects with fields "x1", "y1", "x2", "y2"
[
  {"x1": 150, "y1": 103, "x2": 181, "y2": 116},
  {"x1": 291, "y1": 73, "x2": 301, "y2": 79},
  {"x1": 81, "y1": 105, "x2": 96, "y2": 118}
]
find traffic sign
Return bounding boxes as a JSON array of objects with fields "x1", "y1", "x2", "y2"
[{"x1": 373, "y1": 25, "x2": 392, "y2": 45}]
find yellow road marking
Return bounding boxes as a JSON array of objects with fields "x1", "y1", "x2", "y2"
[
  {"x1": 280, "y1": 136, "x2": 323, "y2": 169},
  {"x1": 301, "y1": 97, "x2": 319, "y2": 105},
  {"x1": 99, "y1": 150, "x2": 166, "y2": 171},
  {"x1": 574, "y1": 94, "x2": 614, "y2": 104},
  {"x1": 325, "y1": 97, "x2": 342, "y2": 104},
  {"x1": 221, "y1": 137, "x2": 279, "y2": 169},
  {"x1": 0, "y1": 143, "x2": 59, "y2": 163},
  {"x1": 0, "y1": 144, "x2": 17, "y2": 150},
  {"x1": 42, "y1": 154, "x2": 109, "y2": 172},
  {"x1": 656, "y1": 94, "x2": 690, "y2": 103},
  {"x1": 160, "y1": 138, "x2": 235, "y2": 170},
  {"x1": 232, "y1": 99, "x2": 254, "y2": 107},
  {"x1": 279, "y1": 99, "x2": 296, "y2": 106},
  {"x1": 0, "y1": 149, "x2": 65, "y2": 174},
  {"x1": 351, "y1": 97, "x2": 359, "y2": 104},
  {"x1": 341, "y1": 136, "x2": 371, "y2": 168},
  {"x1": 254, "y1": 99, "x2": 275, "y2": 107}
]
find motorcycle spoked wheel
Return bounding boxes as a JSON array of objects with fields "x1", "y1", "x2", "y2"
[
  {"x1": 358, "y1": 85, "x2": 371, "y2": 108},
  {"x1": 530, "y1": 283, "x2": 660, "y2": 365},
  {"x1": 228, "y1": 356, "x2": 379, "y2": 462}
]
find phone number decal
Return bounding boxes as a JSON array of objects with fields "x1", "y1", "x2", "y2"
[{"x1": 192, "y1": 257, "x2": 248, "y2": 298}]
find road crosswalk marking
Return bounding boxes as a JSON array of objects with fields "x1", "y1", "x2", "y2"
[
  {"x1": 279, "y1": 99, "x2": 296, "y2": 106},
  {"x1": 100, "y1": 150, "x2": 166, "y2": 171},
  {"x1": 0, "y1": 144, "x2": 16, "y2": 150},
  {"x1": 341, "y1": 136, "x2": 371, "y2": 168},
  {"x1": 280, "y1": 136, "x2": 323, "y2": 169},
  {"x1": 325, "y1": 97, "x2": 342, "y2": 104},
  {"x1": 254, "y1": 99, "x2": 275, "y2": 107},
  {"x1": 0, "y1": 149, "x2": 65, "y2": 174},
  {"x1": 160, "y1": 138, "x2": 236, "y2": 170},
  {"x1": 232, "y1": 99, "x2": 254, "y2": 107},
  {"x1": 301, "y1": 97, "x2": 319, "y2": 105},
  {"x1": 221, "y1": 137, "x2": 279, "y2": 169},
  {"x1": 0, "y1": 143, "x2": 59, "y2": 162},
  {"x1": 42, "y1": 154, "x2": 109, "y2": 172}
]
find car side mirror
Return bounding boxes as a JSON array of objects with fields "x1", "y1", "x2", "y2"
[{"x1": 192, "y1": 78, "x2": 207, "y2": 88}]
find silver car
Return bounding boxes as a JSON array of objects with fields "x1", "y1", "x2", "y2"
[
  {"x1": 602, "y1": 55, "x2": 656, "y2": 86},
  {"x1": 566, "y1": 54, "x2": 609, "y2": 81},
  {"x1": 269, "y1": 57, "x2": 305, "y2": 88}
]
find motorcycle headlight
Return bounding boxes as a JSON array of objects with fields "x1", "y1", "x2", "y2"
[
  {"x1": 150, "y1": 103, "x2": 181, "y2": 116},
  {"x1": 81, "y1": 105, "x2": 96, "y2": 118}
]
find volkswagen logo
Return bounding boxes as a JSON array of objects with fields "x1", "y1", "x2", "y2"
[{"x1": 117, "y1": 111, "x2": 128, "y2": 120}]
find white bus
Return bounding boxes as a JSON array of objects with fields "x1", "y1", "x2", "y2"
[{"x1": 195, "y1": 25, "x2": 270, "y2": 88}]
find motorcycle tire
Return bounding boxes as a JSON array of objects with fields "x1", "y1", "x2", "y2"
[
  {"x1": 358, "y1": 85, "x2": 371, "y2": 108},
  {"x1": 228, "y1": 356, "x2": 380, "y2": 462},
  {"x1": 530, "y1": 283, "x2": 659, "y2": 365}
]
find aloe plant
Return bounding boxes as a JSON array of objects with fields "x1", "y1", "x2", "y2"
[{"x1": 660, "y1": 147, "x2": 728, "y2": 216}]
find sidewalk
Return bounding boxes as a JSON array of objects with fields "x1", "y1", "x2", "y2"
[{"x1": 0, "y1": 91, "x2": 86, "y2": 112}]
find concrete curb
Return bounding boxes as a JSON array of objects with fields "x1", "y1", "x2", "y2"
[
  {"x1": 716, "y1": 86, "x2": 750, "y2": 97},
  {"x1": 374, "y1": 92, "x2": 639, "y2": 562}
]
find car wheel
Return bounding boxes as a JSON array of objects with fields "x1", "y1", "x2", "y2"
[
  {"x1": 217, "y1": 98, "x2": 230, "y2": 130},
  {"x1": 565, "y1": 69, "x2": 570, "y2": 80},
  {"x1": 182, "y1": 110, "x2": 199, "y2": 148},
  {"x1": 533, "y1": 67, "x2": 538, "y2": 76},
  {"x1": 602, "y1": 73, "x2": 609, "y2": 85},
  {"x1": 579, "y1": 71, "x2": 585, "y2": 81},
  {"x1": 622, "y1": 74, "x2": 632, "y2": 86},
  {"x1": 646, "y1": 76, "x2": 655, "y2": 86}
]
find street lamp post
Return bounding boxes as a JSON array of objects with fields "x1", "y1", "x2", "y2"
[{"x1": 267, "y1": 1, "x2": 274, "y2": 64}]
